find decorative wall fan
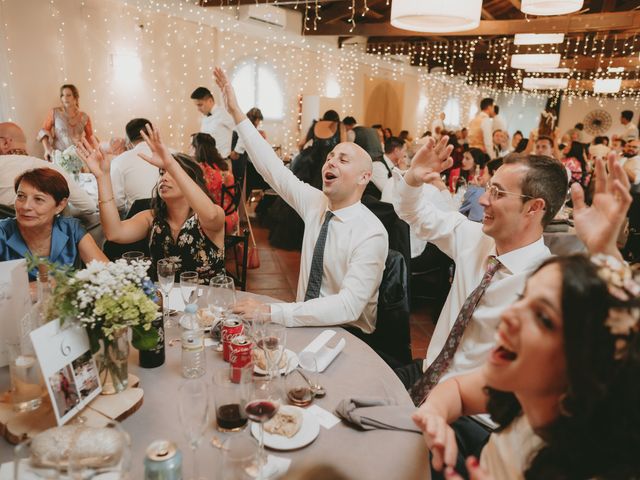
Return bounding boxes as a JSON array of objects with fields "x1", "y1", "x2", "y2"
[{"x1": 583, "y1": 109, "x2": 612, "y2": 135}]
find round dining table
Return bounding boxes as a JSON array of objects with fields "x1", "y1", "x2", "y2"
[{"x1": 0, "y1": 290, "x2": 430, "y2": 480}]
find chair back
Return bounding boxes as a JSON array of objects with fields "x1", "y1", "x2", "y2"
[
  {"x1": 224, "y1": 229, "x2": 250, "y2": 291},
  {"x1": 221, "y1": 181, "x2": 242, "y2": 216},
  {"x1": 103, "y1": 198, "x2": 152, "y2": 260}
]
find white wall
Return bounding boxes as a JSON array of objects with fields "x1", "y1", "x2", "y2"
[{"x1": 558, "y1": 96, "x2": 638, "y2": 142}]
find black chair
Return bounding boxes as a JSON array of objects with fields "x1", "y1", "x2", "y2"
[
  {"x1": 410, "y1": 243, "x2": 454, "y2": 315},
  {"x1": 224, "y1": 228, "x2": 250, "y2": 291},
  {"x1": 103, "y1": 198, "x2": 152, "y2": 260},
  {"x1": 221, "y1": 180, "x2": 242, "y2": 223},
  {"x1": 0, "y1": 204, "x2": 16, "y2": 219},
  {"x1": 347, "y1": 249, "x2": 412, "y2": 366}
]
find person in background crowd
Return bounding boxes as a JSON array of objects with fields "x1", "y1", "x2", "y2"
[
  {"x1": 399, "y1": 130, "x2": 411, "y2": 145},
  {"x1": 110, "y1": 118, "x2": 160, "y2": 217},
  {"x1": 190, "y1": 86, "x2": 235, "y2": 159},
  {"x1": 459, "y1": 157, "x2": 503, "y2": 223},
  {"x1": 0, "y1": 168, "x2": 106, "y2": 279},
  {"x1": 38, "y1": 84, "x2": 94, "y2": 162},
  {"x1": 588, "y1": 135, "x2": 610, "y2": 163},
  {"x1": 232, "y1": 107, "x2": 268, "y2": 193},
  {"x1": 621, "y1": 139, "x2": 640, "y2": 184},
  {"x1": 492, "y1": 130, "x2": 509, "y2": 159},
  {"x1": 383, "y1": 127, "x2": 393, "y2": 141},
  {"x1": 560, "y1": 136, "x2": 589, "y2": 187},
  {"x1": 344, "y1": 118, "x2": 384, "y2": 168},
  {"x1": 0, "y1": 122, "x2": 97, "y2": 222},
  {"x1": 191, "y1": 132, "x2": 238, "y2": 234},
  {"x1": 620, "y1": 110, "x2": 639, "y2": 142},
  {"x1": 371, "y1": 124, "x2": 386, "y2": 150},
  {"x1": 78, "y1": 125, "x2": 226, "y2": 282},
  {"x1": 457, "y1": 128, "x2": 469, "y2": 146},
  {"x1": 611, "y1": 137, "x2": 626, "y2": 158},
  {"x1": 432, "y1": 112, "x2": 446, "y2": 140},
  {"x1": 511, "y1": 130, "x2": 523, "y2": 153},
  {"x1": 448, "y1": 148, "x2": 487, "y2": 193},
  {"x1": 492, "y1": 105, "x2": 507, "y2": 133},
  {"x1": 370, "y1": 136, "x2": 407, "y2": 196},
  {"x1": 534, "y1": 135, "x2": 557, "y2": 159},
  {"x1": 214, "y1": 67, "x2": 387, "y2": 334},
  {"x1": 468, "y1": 98, "x2": 495, "y2": 155}
]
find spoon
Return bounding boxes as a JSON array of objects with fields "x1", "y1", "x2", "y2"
[{"x1": 295, "y1": 368, "x2": 326, "y2": 398}]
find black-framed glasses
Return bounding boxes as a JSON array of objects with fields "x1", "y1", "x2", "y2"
[{"x1": 486, "y1": 181, "x2": 535, "y2": 201}]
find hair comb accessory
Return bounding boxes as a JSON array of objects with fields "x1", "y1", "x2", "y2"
[{"x1": 590, "y1": 254, "x2": 640, "y2": 359}]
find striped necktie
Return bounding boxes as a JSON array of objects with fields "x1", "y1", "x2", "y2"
[{"x1": 304, "y1": 211, "x2": 335, "y2": 301}]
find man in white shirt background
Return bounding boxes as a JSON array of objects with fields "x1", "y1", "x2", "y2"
[
  {"x1": 109, "y1": 118, "x2": 160, "y2": 217},
  {"x1": 190, "y1": 86, "x2": 236, "y2": 159},
  {"x1": 431, "y1": 112, "x2": 445, "y2": 140},
  {"x1": 0, "y1": 122, "x2": 97, "y2": 221},
  {"x1": 370, "y1": 136, "x2": 407, "y2": 197},
  {"x1": 620, "y1": 110, "x2": 639, "y2": 142},
  {"x1": 468, "y1": 98, "x2": 495, "y2": 155},
  {"x1": 213, "y1": 68, "x2": 388, "y2": 334}
]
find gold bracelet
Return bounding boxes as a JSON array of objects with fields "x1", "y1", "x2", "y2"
[{"x1": 98, "y1": 197, "x2": 114, "y2": 205}]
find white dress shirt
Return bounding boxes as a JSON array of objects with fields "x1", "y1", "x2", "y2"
[
  {"x1": 200, "y1": 106, "x2": 235, "y2": 157},
  {"x1": 392, "y1": 171, "x2": 551, "y2": 381},
  {"x1": 237, "y1": 119, "x2": 388, "y2": 333},
  {"x1": 492, "y1": 114, "x2": 507, "y2": 134},
  {"x1": 370, "y1": 155, "x2": 395, "y2": 193},
  {"x1": 0, "y1": 154, "x2": 97, "y2": 216},
  {"x1": 110, "y1": 143, "x2": 159, "y2": 214},
  {"x1": 622, "y1": 122, "x2": 639, "y2": 142},
  {"x1": 382, "y1": 180, "x2": 456, "y2": 258}
]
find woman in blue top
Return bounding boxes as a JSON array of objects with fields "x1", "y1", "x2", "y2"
[{"x1": 0, "y1": 168, "x2": 107, "y2": 278}]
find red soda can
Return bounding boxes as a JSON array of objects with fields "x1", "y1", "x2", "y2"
[
  {"x1": 222, "y1": 318, "x2": 244, "y2": 362},
  {"x1": 230, "y1": 335, "x2": 253, "y2": 383}
]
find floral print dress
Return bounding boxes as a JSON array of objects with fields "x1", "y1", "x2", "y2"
[{"x1": 148, "y1": 214, "x2": 225, "y2": 283}]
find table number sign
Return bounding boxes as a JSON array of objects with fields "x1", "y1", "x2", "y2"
[
  {"x1": 0, "y1": 259, "x2": 32, "y2": 367},
  {"x1": 29, "y1": 321, "x2": 102, "y2": 425}
]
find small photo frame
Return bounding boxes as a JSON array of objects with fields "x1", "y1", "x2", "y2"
[{"x1": 30, "y1": 320, "x2": 102, "y2": 425}]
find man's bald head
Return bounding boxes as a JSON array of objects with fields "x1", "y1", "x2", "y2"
[
  {"x1": 341, "y1": 141, "x2": 373, "y2": 173},
  {"x1": 0, "y1": 122, "x2": 27, "y2": 154},
  {"x1": 321, "y1": 142, "x2": 374, "y2": 210}
]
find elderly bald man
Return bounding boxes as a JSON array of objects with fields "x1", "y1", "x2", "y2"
[
  {"x1": 0, "y1": 122, "x2": 97, "y2": 217},
  {"x1": 214, "y1": 68, "x2": 388, "y2": 333}
]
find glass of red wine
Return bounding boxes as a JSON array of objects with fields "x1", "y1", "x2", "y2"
[{"x1": 244, "y1": 375, "x2": 282, "y2": 479}]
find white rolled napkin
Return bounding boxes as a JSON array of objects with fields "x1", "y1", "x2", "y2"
[{"x1": 299, "y1": 330, "x2": 345, "y2": 372}]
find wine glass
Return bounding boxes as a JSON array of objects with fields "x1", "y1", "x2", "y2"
[
  {"x1": 244, "y1": 376, "x2": 281, "y2": 480},
  {"x1": 180, "y1": 271, "x2": 199, "y2": 307},
  {"x1": 177, "y1": 379, "x2": 209, "y2": 480},
  {"x1": 157, "y1": 258, "x2": 178, "y2": 328},
  {"x1": 207, "y1": 276, "x2": 236, "y2": 342},
  {"x1": 122, "y1": 251, "x2": 144, "y2": 264},
  {"x1": 256, "y1": 322, "x2": 286, "y2": 380},
  {"x1": 220, "y1": 435, "x2": 258, "y2": 480}
]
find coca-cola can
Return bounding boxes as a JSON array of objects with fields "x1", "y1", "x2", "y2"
[
  {"x1": 222, "y1": 318, "x2": 244, "y2": 362},
  {"x1": 230, "y1": 335, "x2": 253, "y2": 383}
]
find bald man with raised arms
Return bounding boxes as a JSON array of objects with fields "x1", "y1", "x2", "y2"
[{"x1": 214, "y1": 68, "x2": 388, "y2": 333}]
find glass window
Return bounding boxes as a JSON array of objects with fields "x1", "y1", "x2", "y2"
[
  {"x1": 443, "y1": 97, "x2": 461, "y2": 128},
  {"x1": 231, "y1": 60, "x2": 283, "y2": 120}
]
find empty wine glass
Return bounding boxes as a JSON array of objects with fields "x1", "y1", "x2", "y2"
[
  {"x1": 244, "y1": 376, "x2": 281, "y2": 480},
  {"x1": 177, "y1": 379, "x2": 209, "y2": 480},
  {"x1": 157, "y1": 258, "x2": 178, "y2": 328},
  {"x1": 180, "y1": 271, "x2": 199, "y2": 307},
  {"x1": 256, "y1": 322, "x2": 286, "y2": 380},
  {"x1": 208, "y1": 275, "x2": 236, "y2": 321}
]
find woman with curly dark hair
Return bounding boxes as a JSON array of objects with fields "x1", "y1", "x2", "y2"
[
  {"x1": 77, "y1": 125, "x2": 226, "y2": 282},
  {"x1": 413, "y1": 158, "x2": 639, "y2": 480}
]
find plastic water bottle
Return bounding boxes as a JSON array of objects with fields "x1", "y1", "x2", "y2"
[{"x1": 181, "y1": 329, "x2": 205, "y2": 378}]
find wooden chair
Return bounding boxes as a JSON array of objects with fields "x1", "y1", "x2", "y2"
[{"x1": 224, "y1": 228, "x2": 250, "y2": 291}]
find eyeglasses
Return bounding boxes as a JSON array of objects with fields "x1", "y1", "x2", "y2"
[{"x1": 486, "y1": 182, "x2": 535, "y2": 201}]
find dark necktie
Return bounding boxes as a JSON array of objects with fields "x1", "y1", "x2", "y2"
[
  {"x1": 409, "y1": 256, "x2": 502, "y2": 406},
  {"x1": 304, "y1": 211, "x2": 335, "y2": 301}
]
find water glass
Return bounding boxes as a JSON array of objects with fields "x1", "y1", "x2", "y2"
[
  {"x1": 212, "y1": 364, "x2": 252, "y2": 432},
  {"x1": 208, "y1": 275, "x2": 236, "y2": 316},
  {"x1": 122, "y1": 251, "x2": 145, "y2": 263},
  {"x1": 157, "y1": 258, "x2": 178, "y2": 328},
  {"x1": 255, "y1": 323, "x2": 286, "y2": 379},
  {"x1": 177, "y1": 379, "x2": 209, "y2": 480},
  {"x1": 6, "y1": 340, "x2": 45, "y2": 413},
  {"x1": 180, "y1": 271, "x2": 199, "y2": 305},
  {"x1": 181, "y1": 330, "x2": 205, "y2": 379},
  {"x1": 219, "y1": 435, "x2": 258, "y2": 480}
]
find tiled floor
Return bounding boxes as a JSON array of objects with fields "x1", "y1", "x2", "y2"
[{"x1": 238, "y1": 222, "x2": 436, "y2": 360}]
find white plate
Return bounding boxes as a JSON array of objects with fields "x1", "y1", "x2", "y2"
[
  {"x1": 254, "y1": 349, "x2": 298, "y2": 376},
  {"x1": 251, "y1": 405, "x2": 320, "y2": 450}
]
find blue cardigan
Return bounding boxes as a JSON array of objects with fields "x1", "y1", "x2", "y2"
[{"x1": 0, "y1": 216, "x2": 86, "y2": 279}]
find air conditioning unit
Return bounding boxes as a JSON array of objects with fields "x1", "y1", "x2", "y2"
[{"x1": 238, "y1": 4, "x2": 287, "y2": 29}]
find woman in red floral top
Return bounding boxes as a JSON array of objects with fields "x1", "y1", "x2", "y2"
[{"x1": 191, "y1": 133, "x2": 239, "y2": 234}]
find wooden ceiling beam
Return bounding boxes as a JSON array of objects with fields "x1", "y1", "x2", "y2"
[
  {"x1": 506, "y1": 0, "x2": 522, "y2": 9},
  {"x1": 319, "y1": 0, "x2": 387, "y2": 24},
  {"x1": 308, "y1": 10, "x2": 640, "y2": 36},
  {"x1": 481, "y1": 8, "x2": 496, "y2": 20}
]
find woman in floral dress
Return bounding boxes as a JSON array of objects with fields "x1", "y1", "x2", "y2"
[
  {"x1": 77, "y1": 124, "x2": 226, "y2": 283},
  {"x1": 190, "y1": 132, "x2": 238, "y2": 234}
]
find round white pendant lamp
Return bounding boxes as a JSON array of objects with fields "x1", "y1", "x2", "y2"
[
  {"x1": 521, "y1": 0, "x2": 584, "y2": 16},
  {"x1": 390, "y1": 0, "x2": 482, "y2": 33}
]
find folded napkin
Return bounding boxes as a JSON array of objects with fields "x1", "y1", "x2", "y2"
[
  {"x1": 299, "y1": 330, "x2": 345, "y2": 372},
  {"x1": 335, "y1": 397, "x2": 421, "y2": 433}
]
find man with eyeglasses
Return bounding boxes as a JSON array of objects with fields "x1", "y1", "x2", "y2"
[{"x1": 391, "y1": 138, "x2": 567, "y2": 478}]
